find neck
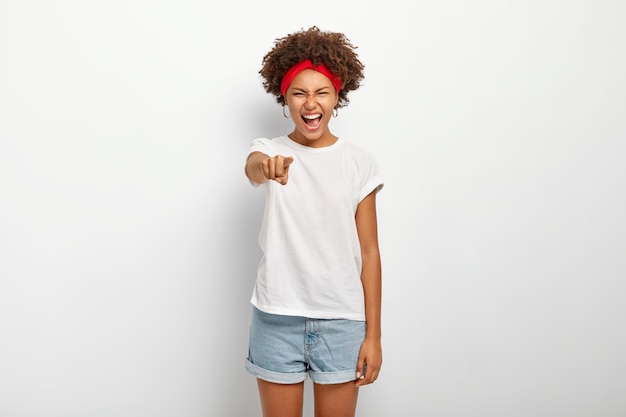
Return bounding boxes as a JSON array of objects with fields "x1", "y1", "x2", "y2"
[{"x1": 288, "y1": 130, "x2": 338, "y2": 148}]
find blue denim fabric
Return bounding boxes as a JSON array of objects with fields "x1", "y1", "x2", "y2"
[{"x1": 245, "y1": 306, "x2": 366, "y2": 384}]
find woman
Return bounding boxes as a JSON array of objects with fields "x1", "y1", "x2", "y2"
[{"x1": 244, "y1": 26, "x2": 383, "y2": 417}]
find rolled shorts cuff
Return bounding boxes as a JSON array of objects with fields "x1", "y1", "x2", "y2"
[
  {"x1": 245, "y1": 359, "x2": 307, "y2": 384},
  {"x1": 309, "y1": 369, "x2": 357, "y2": 385}
]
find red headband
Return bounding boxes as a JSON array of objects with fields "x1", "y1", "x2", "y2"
[{"x1": 280, "y1": 59, "x2": 342, "y2": 96}]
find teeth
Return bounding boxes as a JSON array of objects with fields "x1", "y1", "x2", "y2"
[{"x1": 303, "y1": 114, "x2": 321, "y2": 119}]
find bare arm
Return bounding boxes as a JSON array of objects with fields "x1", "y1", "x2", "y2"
[
  {"x1": 354, "y1": 190, "x2": 383, "y2": 386},
  {"x1": 245, "y1": 151, "x2": 294, "y2": 185}
]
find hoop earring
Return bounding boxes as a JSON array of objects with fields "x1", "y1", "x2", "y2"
[
  {"x1": 333, "y1": 108, "x2": 339, "y2": 118},
  {"x1": 282, "y1": 106, "x2": 290, "y2": 118}
]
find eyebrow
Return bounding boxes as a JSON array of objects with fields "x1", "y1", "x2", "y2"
[{"x1": 292, "y1": 86, "x2": 331, "y2": 93}]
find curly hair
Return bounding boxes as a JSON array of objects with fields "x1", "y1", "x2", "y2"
[{"x1": 259, "y1": 26, "x2": 365, "y2": 108}]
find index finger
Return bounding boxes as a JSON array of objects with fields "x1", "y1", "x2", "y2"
[{"x1": 274, "y1": 155, "x2": 287, "y2": 177}]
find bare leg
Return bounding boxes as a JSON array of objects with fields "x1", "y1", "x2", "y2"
[
  {"x1": 313, "y1": 382, "x2": 359, "y2": 417},
  {"x1": 257, "y1": 379, "x2": 305, "y2": 417}
]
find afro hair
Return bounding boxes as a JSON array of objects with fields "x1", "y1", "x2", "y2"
[{"x1": 259, "y1": 26, "x2": 365, "y2": 108}]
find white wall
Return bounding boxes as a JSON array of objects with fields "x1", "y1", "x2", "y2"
[{"x1": 1, "y1": 1, "x2": 625, "y2": 416}]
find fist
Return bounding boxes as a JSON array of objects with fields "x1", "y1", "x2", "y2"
[{"x1": 261, "y1": 155, "x2": 294, "y2": 185}]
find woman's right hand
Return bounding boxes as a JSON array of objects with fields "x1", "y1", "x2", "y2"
[
  {"x1": 245, "y1": 152, "x2": 294, "y2": 185},
  {"x1": 261, "y1": 155, "x2": 293, "y2": 185}
]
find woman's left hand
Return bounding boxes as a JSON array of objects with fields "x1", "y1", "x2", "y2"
[{"x1": 355, "y1": 337, "x2": 382, "y2": 386}]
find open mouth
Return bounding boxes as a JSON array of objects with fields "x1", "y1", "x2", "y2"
[{"x1": 302, "y1": 113, "x2": 322, "y2": 130}]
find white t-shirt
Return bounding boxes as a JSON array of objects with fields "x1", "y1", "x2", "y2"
[{"x1": 248, "y1": 135, "x2": 383, "y2": 320}]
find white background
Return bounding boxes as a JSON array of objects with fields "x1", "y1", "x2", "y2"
[{"x1": 1, "y1": 1, "x2": 625, "y2": 416}]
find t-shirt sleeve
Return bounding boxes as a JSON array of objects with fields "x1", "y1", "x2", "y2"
[
  {"x1": 359, "y1": 154, "x2": 384, "y2": 203},
  {"x1": 246, "y1": 138, "x2": 277, "y2": 187},
  {"x1": 248, "y1": 137, "x2": 277, "y2": 157}
]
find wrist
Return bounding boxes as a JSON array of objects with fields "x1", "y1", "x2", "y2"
[{"x1": 365, "y1": 329, "x2": 381, "y2": 341}]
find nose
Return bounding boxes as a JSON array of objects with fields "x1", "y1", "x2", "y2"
[{"x1": 304, "y1": 94, "x2": 316, "y2": 109}]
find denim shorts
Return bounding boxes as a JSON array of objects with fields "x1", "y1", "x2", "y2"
[{"x1": 245, "y1": 306, "x2": 366, "y2": 384}]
